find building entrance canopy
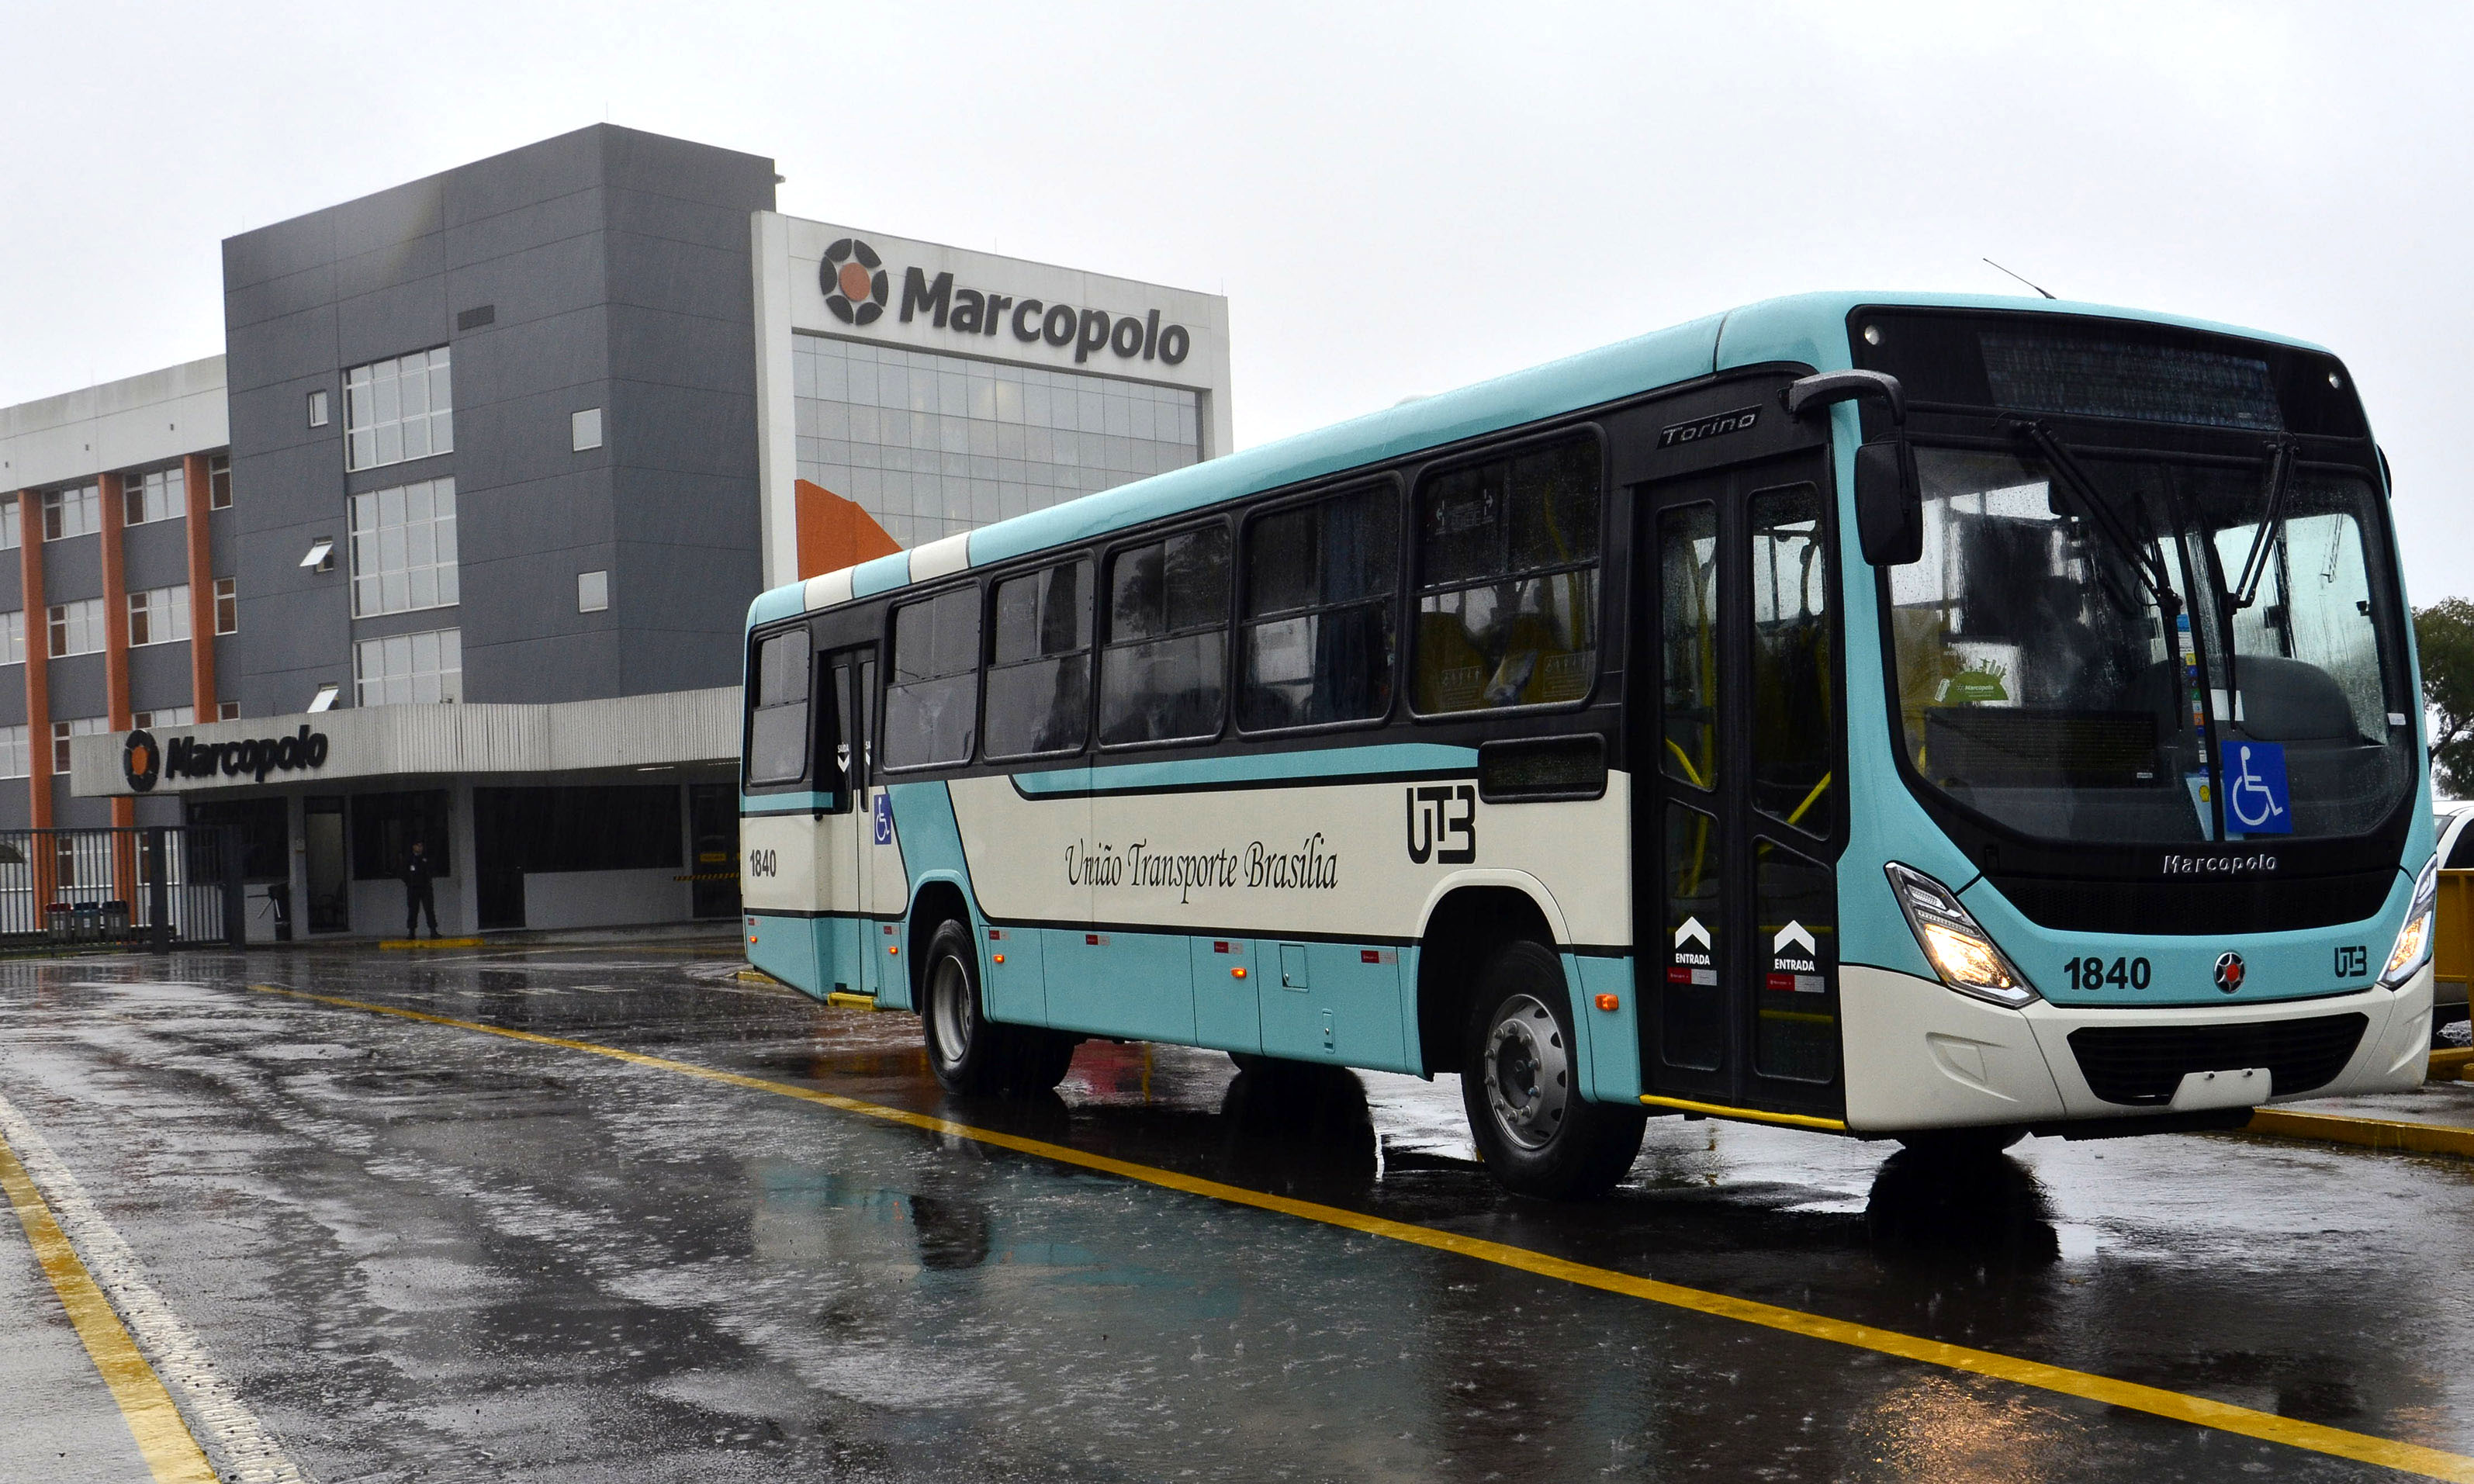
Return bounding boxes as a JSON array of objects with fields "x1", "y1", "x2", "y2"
[{"x1": 67, "y1": 686, "x2": 741, "y2": 797}]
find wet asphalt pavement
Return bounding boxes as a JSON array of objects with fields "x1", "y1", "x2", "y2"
[{"x1": 1, "y1": 939, "x2": 2469, "y2": 1482}]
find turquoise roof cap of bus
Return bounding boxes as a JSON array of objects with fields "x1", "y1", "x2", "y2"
[{"x1": 749, "y1": 290, "x2": 2336, "y2": 616}]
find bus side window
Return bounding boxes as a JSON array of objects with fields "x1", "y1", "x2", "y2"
[
  {"x1": 884, "y1": 587, "x2": 981, "y2": 770},
  {"x1": 1413, "y1": 435, "x2": 1600, "y2": 713},
  {"x1": 746, "y1": 629, "x2": 811, "y2": 787},
  {"x1": 1239, "y1": 485, "x2": 1399, "y2": 731},
  {"x1": 986, "y1": 560, "x2": 1093, "y2": 758},
  {"x1": 1749, "y1": 485, "x2": 1835, "y2": 835},
  {"x1": 1099, "y1": 525, "x2": 1230, "y2": 746}
]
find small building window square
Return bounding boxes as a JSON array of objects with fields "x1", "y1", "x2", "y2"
[
  {"x1": 577, "y1": 569, "x2": 609, "y2": 613},
  {"x1": 308, "y1": 389, "x2": 330, "y2": 427},
  {"x1": 572, "y1": 407, "x2": 604, "y2": 452}
]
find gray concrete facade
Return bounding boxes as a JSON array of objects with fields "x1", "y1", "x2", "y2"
[{"x1": 220, "y1": 125, "x2": 778, "y2": 718}]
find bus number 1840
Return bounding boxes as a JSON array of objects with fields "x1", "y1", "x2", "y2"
[{"x1": 2063, "y1": 955, "x2": 2151, "y2": 992}]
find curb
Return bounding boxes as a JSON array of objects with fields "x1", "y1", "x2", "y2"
[
  {"x1": 378, "y1": 938, "x2": 486, "y2": 950},
  {"x1": 2244, "y1": 1107, "x2": 2474, "y2": 1160}
]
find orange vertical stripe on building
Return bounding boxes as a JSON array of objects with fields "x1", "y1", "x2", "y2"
[
  {"x1": 20, "y1": 492, "x2": 52, "y2": 852},
  {"x1": 97, "y1": 476, "x2": 135, "y2": 895},
  {"x1": 181, "y1": 454, "x2": 216, "y2": 715}
]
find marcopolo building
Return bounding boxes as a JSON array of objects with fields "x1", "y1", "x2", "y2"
[{"x1": 11, "y1": 123, "x2": 1230, "y2": 938}]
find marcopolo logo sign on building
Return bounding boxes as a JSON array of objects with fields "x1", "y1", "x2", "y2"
[
  {"x1": 819, "y1": 237, "x2": 1193, "y2": 368},
  {"x1": 122, "y1": 725, "x2": 332, "y2": 792}
]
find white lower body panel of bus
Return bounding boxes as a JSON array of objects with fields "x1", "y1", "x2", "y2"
[{"x1": 1837, "y1": 963, "x2": 2435, "y2": 1133}]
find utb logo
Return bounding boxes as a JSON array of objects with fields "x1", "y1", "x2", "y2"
[
  {"x1": 123, "y1": 728, "x2": 159, "y2": 794},
  {"x1": 822, "y1": 239, "x2": 888, "y2": 327}
]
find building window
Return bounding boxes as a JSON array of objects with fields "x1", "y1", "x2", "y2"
[
  {"x1": 349, "y1": 790, "x2": 452, "y2": 878},
  {"x1": 308, "y1": 389, "x2": 330, "y2": 427},
  {"x1": 577, "y1": 569, "x2": 608, "y2": 612},
  {"x1": 344, "y1": 346, "x2": 453, "y2": 472},
  {"x1": 0, "y1": 726, "x2": 26, "y2": 779},
  {"x1": 41, "y1": 484, "x2": 101, "y2": 541},
  {"x1": 121, "y1": 467, "x2": 184, "y2": 527},
  {"x1": 213, "y1": 577, "x2": 237, "y2": 635},
  {"x1": 355, "y1": 627, "x2": 461, "y2": 706},
  {"x1": 51, "y1": 717, "x2": 105, "y2": 774},
  {"x1": 48, "y1": 598, "x2": 105, "y2": 658},
  {"x1": 572, "y1": 407, "x2": 604, "y2": 451},
  {"x1": 209, "y1": 454, "x2": 231, "y2": 510},
  {"x1": 308, "y1": 683, "x2": 340, "y2": 713},
  {"x1": 349, "y1": 477, "x2": 457, "y2": 616},
  {"x1": 0, "y1": 611, "x2": 21, "y2": 666},
  {"x1": 128, "y1": 584, "x2": 192, "y2": 647},
  {"x1": 0, "y1": 496, "x2": 18, "y2": 550},
  {"x1": 791, "y1": 336, "x2": 1204, "y2": 550},
  {"x1": 132, "y1": 707, "x2": 194, "y2": 730},
  {"x1": 217, "y1": 700, "x2": 240, "y2": 721}
]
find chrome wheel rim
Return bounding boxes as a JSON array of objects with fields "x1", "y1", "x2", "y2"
[
  {"x1": 929, "y1": 953, "x2": 972, "y2": 1070},
  {"x1": 1483, "y1": 993, "x2": 1569, "y2": 1150}
]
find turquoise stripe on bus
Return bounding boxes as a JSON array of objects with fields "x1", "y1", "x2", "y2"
[
  {"x1": 880, "y1": 780, "x2": 977, "y2": 1012},
  {"x1": 849, "y1": 549, "x2": 912, "y2": 598},
  {"x1": 747, "y1": 586, "x2": 805, "y2": 627},
  {"x1": 742, "y1": 789, "x2": 836, "y2": 815},
  {"x1": 746, "y1": 911, "x2": 824, "y2": 1000},
  {"x1": 1012, "y1": 743, "x2": 1479, "y2": 796}
]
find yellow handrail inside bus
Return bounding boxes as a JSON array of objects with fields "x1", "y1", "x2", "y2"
[
  {"x1": 1787, "y1": 772, "x2": 1833, "y2": 827},
  {"x1": 1664, "y1": 738, "x2": 1706, "y2": 790}
]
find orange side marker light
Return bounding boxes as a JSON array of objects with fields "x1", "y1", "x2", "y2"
[
  {"x1": 992, "y1": 953, "x2": 1005, "y2": 963},
  {"x1": 1232, "y1": 967, "x2": 1247, "y2": 979},
  {"x1": 1594, "y1": 993, "x2": 1621, "y2": 1012}
]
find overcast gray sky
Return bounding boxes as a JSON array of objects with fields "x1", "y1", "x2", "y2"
[{"x1": 6, "y1": 2, "x2": 2470, "y2": 599}]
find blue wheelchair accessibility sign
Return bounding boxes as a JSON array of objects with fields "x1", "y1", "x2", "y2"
[
  {"x1": 873, "y1": 791, "x2": 894, "y2": 846},
  {"x1": 2225, "y1": 741, "x2": 2292, "y2": 835}
]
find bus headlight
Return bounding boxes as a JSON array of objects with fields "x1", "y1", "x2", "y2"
[
  {"x1": 2379, "y1": 853, "x2": 2440, "y2": 989},
  {"x1": 1884, "y1": 862, "x2": 2038, "y2": 1008}
]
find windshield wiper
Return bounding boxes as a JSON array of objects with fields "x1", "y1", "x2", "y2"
[
  {"x1": 2227, "y1": 436, "x2": 2299, "y2": 611},
  {"x1": 2008, "y1": 419, "x2": 2183, "y2": 622}
]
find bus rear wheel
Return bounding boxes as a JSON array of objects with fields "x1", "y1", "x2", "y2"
[
  {"x1": 1459, "y1": 940, "x2": 1646, "y2": 1200},
  {"x1": 920, "y1": 918, "x2": 1078, "y2": 1096}
]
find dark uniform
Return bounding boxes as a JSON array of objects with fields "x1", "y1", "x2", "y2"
[{"x1": 400, "y1": 844, "x2": 440, "y2": 938}]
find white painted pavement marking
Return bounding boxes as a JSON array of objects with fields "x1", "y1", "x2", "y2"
[{"x1": 0, "y1": 1089, "x2": 307, "y2": 1484}]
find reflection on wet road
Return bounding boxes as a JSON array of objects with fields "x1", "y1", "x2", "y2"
[{"x1": 1, "y1": 940, "x2": 2469, "y2": 1482}]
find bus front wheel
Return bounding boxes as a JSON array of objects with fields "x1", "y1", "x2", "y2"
[{"x1": 1459, "y1": 941, "x2": 1647, "y2": 1199}]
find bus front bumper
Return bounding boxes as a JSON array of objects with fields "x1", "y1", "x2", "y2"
[{"x1": 1837, "y1": 963, "x2": 2435, "y2": 1134}]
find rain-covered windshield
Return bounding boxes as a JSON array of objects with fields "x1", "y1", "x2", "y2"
[{"x1": 1887, "y1": 446, "x2": 2410, "y2": 843}]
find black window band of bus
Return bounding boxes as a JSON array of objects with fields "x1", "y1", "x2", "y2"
[
  {"x1": 1095, "y1": 517, "x2": 1234, "y2": 752},
  {"x1": 981, "y1": 555, "x2": 1095, "y2": 763},
  {"x1": 1231, "y1": 473, "x2": 1407, "y2": 740},
  {"x1": 1404, "y1": 423, "x2": 1609, "y2": 722}
]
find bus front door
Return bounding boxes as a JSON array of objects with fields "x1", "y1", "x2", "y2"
[{"x1": 1637, "y1": 454, "x2": 1846, "y2": 1122}]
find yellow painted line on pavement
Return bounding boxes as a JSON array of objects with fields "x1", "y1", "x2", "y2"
[
  {"x1": 2247, "y1": 1107, "x2": 2474, "y2": 1161},
  {"x1": 247, "y1": 982, "x2": 2474, "y2": 1483},
  {"x1": 0, "y1": 1136, "x2": 214, "y2": 1483}
]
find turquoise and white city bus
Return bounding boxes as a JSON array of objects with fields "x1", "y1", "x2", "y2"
[{"x1": 739, "y1": 292, "x2": 2438, "y2": 1198}]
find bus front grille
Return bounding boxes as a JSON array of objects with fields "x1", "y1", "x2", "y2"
[
  {"x1": 2066, "y1": 1013, "x2": 2369, "y2": 1105},
  {"x1": 1986, "y1": 870, "x2": 2395, "y2": 936}
]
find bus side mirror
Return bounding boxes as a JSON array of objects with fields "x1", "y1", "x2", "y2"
[{"x1": 1855, "y1": 439, "x2": 1922, "y2": 566}]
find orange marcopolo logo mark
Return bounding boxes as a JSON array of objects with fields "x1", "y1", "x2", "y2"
[
  {"x1": 822, "y1": 238, "x2": 889, "y2": 327},
  {"x1": 122, "y1": 729, "x2": 159, "y2": 792}
]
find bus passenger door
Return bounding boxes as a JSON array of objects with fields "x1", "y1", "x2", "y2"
[
  {"x1": 822, "y1": 649, "x2": 882, "y2": 1000},
  {"x1": 1636, "y1": 454, "x2": 1845, "y2": 1121}
]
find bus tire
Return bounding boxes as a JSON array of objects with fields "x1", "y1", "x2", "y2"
[
  {"x1": 1459, "y1": 940, "x2": 1646, "y2": 1199},
  {"x1": 921, "y1": 918, "x2": 1010, "y2": 1095}
]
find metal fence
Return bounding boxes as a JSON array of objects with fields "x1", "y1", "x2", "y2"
[{"x1": 0, "y1": 826, "x2": 243, "y2": 950}]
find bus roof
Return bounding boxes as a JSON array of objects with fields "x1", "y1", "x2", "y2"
[{"x1": 749, "y1": 289, "x2": 2332, "y2": 628}]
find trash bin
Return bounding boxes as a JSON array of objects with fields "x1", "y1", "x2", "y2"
[
  {"x1": 70, "y1": 903, "x2": 102, "y2": 941},
  {"x1": 45, "y1": 903, "x2": 71, "y2": 942},
  {"x1": 100, "y1": 900, "x2": 130, "y2": 938}
]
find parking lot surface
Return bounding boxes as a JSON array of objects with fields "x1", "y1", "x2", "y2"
[{"x1": 2, "y1": 941, "x2": 2470, "y2": 1482}]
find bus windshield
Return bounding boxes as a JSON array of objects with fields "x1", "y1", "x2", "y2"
[{"x1": 1886, "y1": 445, "x2": 2411, "y2": 843}]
